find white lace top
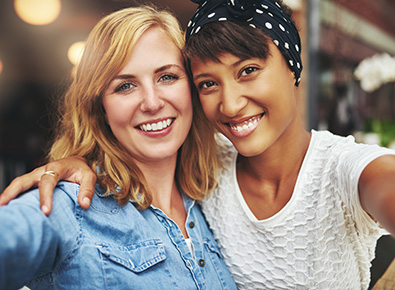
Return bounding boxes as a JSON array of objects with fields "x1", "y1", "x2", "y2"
[{"x1": 201, "y1": 130, "x2": 393, "y2": 290}]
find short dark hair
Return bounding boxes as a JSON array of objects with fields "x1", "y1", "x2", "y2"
[
  {"x1": 183, "y1": 0, "x2": 294, "y2": 68},
  {"x1": 183, "y1": 20, "x2": 272, "y2": 64}
]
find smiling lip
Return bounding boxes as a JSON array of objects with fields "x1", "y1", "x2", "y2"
[
  {"x1": 227, "y1": 114, "x2": 263, "y2": 137},
  {"x1": 137, "y1": 118, "x2": 174, "y2": 132}
]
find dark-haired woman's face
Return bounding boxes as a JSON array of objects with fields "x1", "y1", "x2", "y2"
[{"x1": 191, "y1": 43, "x2": 299, "y2": 157}]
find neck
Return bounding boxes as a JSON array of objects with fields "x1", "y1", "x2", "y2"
[
  {"x1": 238, "y1": 124, "x2": 311, "y2": 183},
  {"x1": 136, "y1": 157, "x2": 188, "y2": 237},
  {"x1": 136, "y1": 156, "x2": 179, "y2": 208},
  {"x1": 236, "y1": 124, "x2": 311, "y2": 220}
]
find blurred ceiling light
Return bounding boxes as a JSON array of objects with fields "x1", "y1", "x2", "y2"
[
  {"x1": 67, "y1": 41, "x2": 85, "y2": 65},
  {"x1": 0, "y1": 59, "x2": 3, "y2": 75},
  {"x1": 14, "y1": 0, "x2": 61, "y2": 26}
]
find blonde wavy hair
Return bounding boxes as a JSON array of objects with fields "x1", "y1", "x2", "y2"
[{"x1": 49, "y1": 5, "x2": 219, "y2": 208}]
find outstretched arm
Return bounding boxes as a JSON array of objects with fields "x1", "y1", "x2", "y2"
[
  {"x1": 0, "y1": 156, "x2": 96, "y2": 215},
  {"x1": 359, "y1": 155, "x2": 395, "y2": 236}
]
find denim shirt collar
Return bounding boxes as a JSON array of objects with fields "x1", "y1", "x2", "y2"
[{"x1": 94, "y1": 183, "x2": 195, "y2": 212}]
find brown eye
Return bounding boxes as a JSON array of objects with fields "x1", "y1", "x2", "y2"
[
  {"x1": 241, "y1": 66, "x2": 258, "y2": 77},
  {"x1": 198, "y1": 81, "x2": 215, "y2": 90}
]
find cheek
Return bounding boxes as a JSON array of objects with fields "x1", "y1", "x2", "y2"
[
  {"x1": 103, "y1": 98, "x2": 134, "y2": 128},
  {"x1": 198, "y1": 96, "x2": 216, "y2": 121},
  {"x1": 175, "y1": 84, "x2": 194, "y2": 120},
  {"x1": 183, "y1": 97, "x2": 193, "y2": 125}
]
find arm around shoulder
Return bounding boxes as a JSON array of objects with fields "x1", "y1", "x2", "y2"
[
  {"x1": 359, "y1": 155, "x2": 395, "y2": 236},
  {"x1": 0, "y1": 156, "x2": 96, "y2": 215}
]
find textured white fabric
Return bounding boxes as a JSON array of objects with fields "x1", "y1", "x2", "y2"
[
  {"x1": 201, "y1": 130, "x2": 393, "y2": 290},
  {"x1": 185, "y1": 238, "x2": 195, "y2": 258}
]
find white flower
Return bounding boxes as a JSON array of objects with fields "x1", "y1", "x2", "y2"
[{"x1": 354, "y1": 53, "x2": 395, "y2": 93}]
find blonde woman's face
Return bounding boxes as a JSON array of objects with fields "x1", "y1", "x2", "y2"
[{"x1": 102, "y1": 27, "x2": 192, "y2": 165}]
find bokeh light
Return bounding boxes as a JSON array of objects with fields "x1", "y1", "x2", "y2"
[
  {"x1": 14, "y1": 0, "x2": 61, "y2": 26},
  {"x1": 0, "y1": 59, "x2": 3, "y2": 75},
  {"x1": 67, "y1": 41, "x2": 85, "y2": 65}
]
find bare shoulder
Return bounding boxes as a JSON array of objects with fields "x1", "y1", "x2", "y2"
[
  {"x1": 359, "y1": 154, "x2": 395, "y2": 235},
  {"x1": 360, "y1": 154, "x2": 395, "y2": 185}
]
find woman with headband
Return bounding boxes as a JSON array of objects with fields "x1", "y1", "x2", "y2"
[
  {"x1": 2, "y1": 0, "x2": 395, "y2": 289},
  {"x1": 183, "y1": 1, "x2": 395, "y2": 289}
]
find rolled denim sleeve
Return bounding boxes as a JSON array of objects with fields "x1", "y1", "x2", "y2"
[{"x1": 0, "y1": 182, "x2": 79, "y2": 290}]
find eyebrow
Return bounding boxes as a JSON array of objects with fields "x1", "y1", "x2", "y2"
[
  {"x1": 193, "y1": 58, "x2": 247, "y2": 81},
  {"x1": 155, "y1": 64, "x2": 182, "y2": 74},
  {"x1": 111, "y1": 74, "x2": 135, "y2": 81},
  {"x1": 111, "y1": 64, "x2": 183, "y2": 82}
]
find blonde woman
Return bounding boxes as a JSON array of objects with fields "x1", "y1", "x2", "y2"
[{"x1": 0, "y1": 6, "x2": 236, "y2": 290}]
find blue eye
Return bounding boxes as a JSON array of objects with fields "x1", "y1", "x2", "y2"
[
  {"x1": 115, "y1": 82, "x2": 134, "y2": 93},
  {"x1": 160, "y1": 74, "x2": 179, "y2": 83}
]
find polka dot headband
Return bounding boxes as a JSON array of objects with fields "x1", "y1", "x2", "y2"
[{"x1": 186, "y1": 0, "x2": 303, "y2": 86}]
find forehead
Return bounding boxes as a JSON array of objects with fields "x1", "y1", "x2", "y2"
[
  {"x1": 190, "y1": 53, "x2": 240, "y2": 68},
  {"x1": 133, "y1": 27, "x2": 180, "y2": 56},
  {"x1": 188, "y1": 40, "x2": 282, "y2": 68},
  {"x1": 189, "y1": 43, "x2": 275, "y2": 66},
  {"x1": 190, "y1": 43, "x2": 289, "y2": 80},
  {"x1": 121, "y1": 27, "x2": 183, "y2": 72}
]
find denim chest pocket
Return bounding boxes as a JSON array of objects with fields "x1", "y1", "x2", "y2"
[{"x1": 97, "y1": 239, "x2": 166, "y2": 272}]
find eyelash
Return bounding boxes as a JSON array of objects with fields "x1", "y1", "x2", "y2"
[
  {"x1": 160, "y1": 73, "x2": 179, "y2": 82},
  {"x1": 240, "y1": 66, "x2": 259, "y2": 77},
  {"x1": 114, "y1": 73, "x2": 180, "y2": 93},
  {"x1": 198, "y1": 81, "x2": 215, "y2": 90},
  {"x1": 197, "y1": 66, "x2": 260, "y2": 91},
  {"x1": 115, "y1": 82, "x2": 134, "y2": 93}
]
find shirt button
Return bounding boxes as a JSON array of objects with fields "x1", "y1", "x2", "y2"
[
  {"x1": 189, "y1": 221, "x2": 195, "y2": 228},
  {"x1": 198, "y1": 259, "x2": 205, "y2": 267}
]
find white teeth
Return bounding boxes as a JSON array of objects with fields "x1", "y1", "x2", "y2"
[
  {"x1": 230, "y1": 115, "x2": 261, "y2": 132},
  {"x1": 139, "y1": 118, "x2": 173, "y2": 132}
]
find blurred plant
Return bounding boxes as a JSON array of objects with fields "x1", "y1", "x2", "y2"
[
  {"x1": 363, "y1": 117, "x2": 395, "y2": 147},
  {"x1": 354, "y1": 53, "x2": 395, "y2": 93}
]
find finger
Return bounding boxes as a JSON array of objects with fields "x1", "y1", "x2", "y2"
[
  {"x1": 77, "y1": 174, "x2": 97, "y2": 209},
  {"x1": 36, "y1": 157, "x2": 94, "y2": 214},
  {"x1": 0, "y1": 169, "x2": 43, "y2": 206},
  {"x1": 38, "y1": 172, "x2": 59, "y2": 216}
]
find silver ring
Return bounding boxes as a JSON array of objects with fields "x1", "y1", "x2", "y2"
[{"x1": 41, "y1": 170, "x2": 59, "y2": 181}]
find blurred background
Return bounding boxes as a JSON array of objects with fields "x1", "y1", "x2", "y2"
[{"x1": 0, "y1": 0, "x2": 394, "y2": 287}]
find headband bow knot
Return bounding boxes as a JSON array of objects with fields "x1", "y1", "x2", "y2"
[{"x1": 227, "y1": 0, "x2": 263, "y2": 19}]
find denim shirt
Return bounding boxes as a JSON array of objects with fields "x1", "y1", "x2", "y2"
[{"x1": 0, "y1": 182, "x2": 236, "y2": 290}]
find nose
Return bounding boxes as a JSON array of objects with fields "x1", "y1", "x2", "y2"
[
  {"x1": 219, "y1": 82, "x2": 247, "y2": 117},
  {"x1": 140, "y1": 85, "x2": 165, "y2": 113}
]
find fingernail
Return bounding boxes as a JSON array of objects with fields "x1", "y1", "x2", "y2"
[
  {"x1": 83, "y1": 197, "x2": 91, "y2": 206},
  {"x1": 41, "y1": 205, "x2": 49, "y2": 214}
]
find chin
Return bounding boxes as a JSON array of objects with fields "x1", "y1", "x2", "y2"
[{"x1": 232, "y1": 144, "x2": 259, "y2": 158}]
